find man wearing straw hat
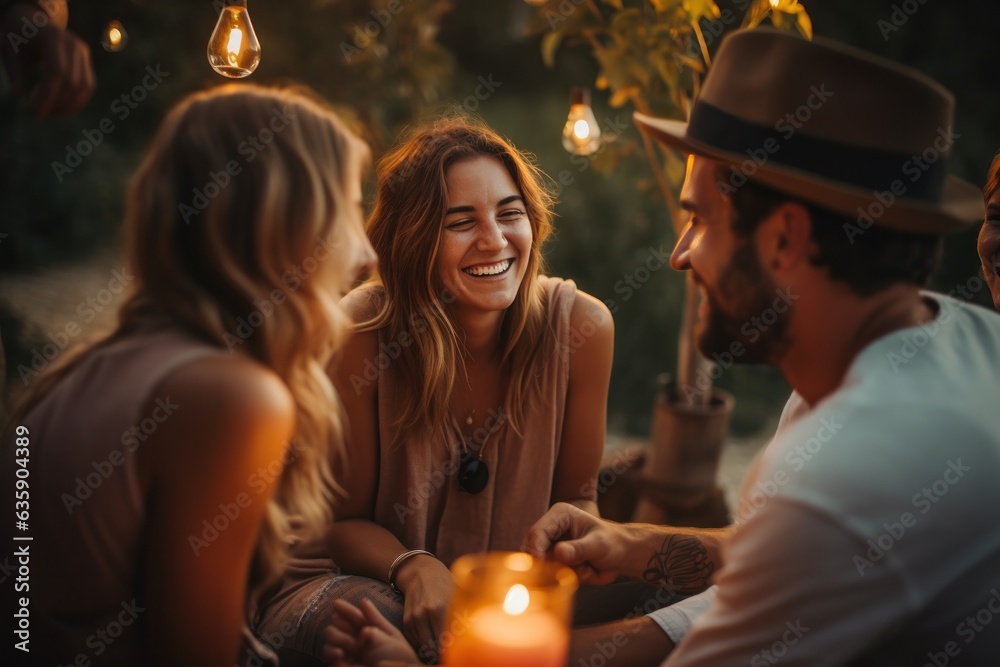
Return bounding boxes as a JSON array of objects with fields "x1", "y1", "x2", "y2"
[{"x1": 524, "y1": 28, "x2": 1000, "y2": 665}]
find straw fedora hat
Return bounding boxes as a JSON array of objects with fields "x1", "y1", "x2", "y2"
[{"x1": 634, "y1": 28, "x2": 983, "y2": 234}]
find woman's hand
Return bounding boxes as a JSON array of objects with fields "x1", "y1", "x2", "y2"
[
  {"x1": 323, "y1": 599, "x2": 420, "y2": 667},
  {"x1": 394, "y1": 554, "x2": 454, "y2": 660}
]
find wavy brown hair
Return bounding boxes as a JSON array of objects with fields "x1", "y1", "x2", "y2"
[
  {"x1": 362, "y1": 115, "x2": 556, "y2": 444},
  {"x1": 985, "y1": 152, "x2": 1000, "y2": 202},
  {"x1": 16, "y1": 84, "x2": 365, "y2": 600}
]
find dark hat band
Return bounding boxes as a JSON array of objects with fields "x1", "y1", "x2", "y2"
[{"x1": 686, "y1": 101, "x2": 946, "y2": 202}]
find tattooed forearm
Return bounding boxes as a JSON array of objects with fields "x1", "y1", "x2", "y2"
[{"x1": 642, "y1": 534, "x2": 715, "y2": 593}]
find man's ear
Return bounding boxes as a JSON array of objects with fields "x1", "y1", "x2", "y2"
[{"x1": 755, "y1": 201, "x2": 814, "y2": 272}]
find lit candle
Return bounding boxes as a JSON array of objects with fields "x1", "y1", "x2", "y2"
[{"x1": 442, "y1": 553, "x2": 576, "y2": 667}]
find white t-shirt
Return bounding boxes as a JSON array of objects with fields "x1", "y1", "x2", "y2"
[{"x1": 657, "y1": 294, "x2": 1000, "y2": 666}]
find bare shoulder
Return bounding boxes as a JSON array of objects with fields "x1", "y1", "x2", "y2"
[
  {"x1": 565, "y1": 288, "x2": 614, "y2": 382},
  {"x1": 569, "y1": 288, "x2": 615, "y2": 339},
  {"x1": 340, "y1": 282, "x2": 384, "y2": 324},
  {"x1": 151, "y1": 355, "x2": 295, "y2": 462}
]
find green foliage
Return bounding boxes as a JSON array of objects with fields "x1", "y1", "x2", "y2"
[
  {"x1": 530, "y1": 0, "x2": 811, "y2": 154},
  {"x1": 525, "y1": 0, "x2": 813, "y2": 409}
]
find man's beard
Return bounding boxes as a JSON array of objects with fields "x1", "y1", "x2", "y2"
[{"x1": 696, "y1": 239, "x2": 790, "y2": 365}]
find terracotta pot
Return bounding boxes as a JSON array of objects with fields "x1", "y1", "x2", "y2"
[{"x1": 630, "y1": 385, "x2": 735, "y2": 527}]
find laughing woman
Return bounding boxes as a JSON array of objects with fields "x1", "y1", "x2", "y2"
[{"x1": 254, "y1": 116, "x2": 614, "y2": 663}]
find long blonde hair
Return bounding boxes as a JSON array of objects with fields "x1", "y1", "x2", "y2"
[
  {"x1": 363, "y1": 115, "x2": 556, "y2": 443},
  {"x1": 18, "y1": 84, "x2": 364, "y2": 598}
]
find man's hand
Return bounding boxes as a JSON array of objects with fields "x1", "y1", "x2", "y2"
[{"x1": 521, "y1": 502, "x2": 631, "y2": 584}]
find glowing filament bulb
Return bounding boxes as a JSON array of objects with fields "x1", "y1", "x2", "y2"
[
  {"x1": 101, "y1": 20, "x2": 127, "y2": 52},
  {"x1": 503, "y1": 584, "x2": 530, "y2": 616},
  {"x1": 562, "y1": 87, "x2": 602, "y2": 156},
  {"x1": 227, "y1": 27, "x2": 243, "y2": 55},
  {"x1": 208, "y1": 3, "x2": 261, "y2": 78}
]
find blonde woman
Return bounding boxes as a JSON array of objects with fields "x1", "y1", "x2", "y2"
[
  {"x1": 4, "y1": 84, "x2": 375, "y2": 666},
  {"x1": 255, "y1": 116, "x2": 614, "y2": 662}
]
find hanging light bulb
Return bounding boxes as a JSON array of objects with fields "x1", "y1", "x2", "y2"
[
  {"x1": 207, "y1": 1, "x2": 261, "y2": 78},
  {"x1": 562, "y1": 87, "x2": 602, "y2": 156},
  {"x1": 101, "y1": 20, "x2": 128, "y2": 52}
]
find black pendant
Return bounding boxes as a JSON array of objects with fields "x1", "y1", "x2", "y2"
[{"x1": 458, "y1": 450, "x2": 489, "y2": 494}]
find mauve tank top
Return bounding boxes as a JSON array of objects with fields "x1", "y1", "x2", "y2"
[
  {"x1": 20, "y1": 326, "x2": 275, "y2": 665},
  {"x1": 373, "y1": 276, "x2": 583, "y2": 566}
]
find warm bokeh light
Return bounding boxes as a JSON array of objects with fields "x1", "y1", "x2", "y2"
[
  {"x1": 101, "y1": 20, "x2": 127, "y2": 52},
  {"x1": 208, "y1": 4, "x2": 261, "y2": 78},
  {"x1": 562, "y1": 87, "x2": 602, "y2": 156}
]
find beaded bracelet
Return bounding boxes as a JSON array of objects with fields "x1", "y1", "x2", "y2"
[{"x1": 387, "y1": 549, "x2": 434, "y2": 595}]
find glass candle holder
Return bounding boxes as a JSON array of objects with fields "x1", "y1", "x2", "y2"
[{"x1": 441, "y1": 551, "x2": 578, "y2": 667}]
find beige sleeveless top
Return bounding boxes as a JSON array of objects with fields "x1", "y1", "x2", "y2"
[
  {"x1": 373, "y1": 276, "x2": 584, "y2": 567},
  {"x1": 21, "y1": 326, "x2": 275, "y2": 665}
]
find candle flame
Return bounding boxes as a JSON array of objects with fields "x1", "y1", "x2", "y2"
[
  {"x1": 503, "y1": 584, "x2": 530, "y2": 615},
  {"x1": 108, "y1": 28, "x2": 122, "y2": 46},
  {"x1": 227, "y1": 27, "x2": 243, "y2": 55},
  {"x1": 573, "y1": 119, "x2": 591, "y2": 141}
]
